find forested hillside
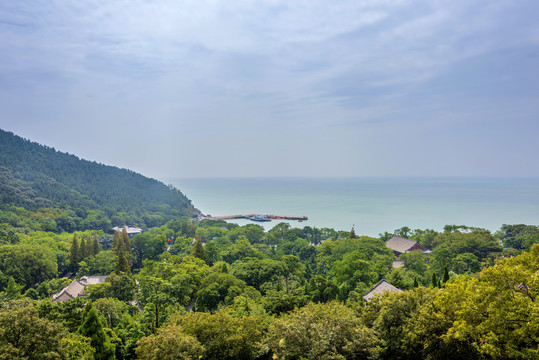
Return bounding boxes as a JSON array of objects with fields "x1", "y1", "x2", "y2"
[{"x1": 0, "y1": 129, "x2": 198, "y2": 232}]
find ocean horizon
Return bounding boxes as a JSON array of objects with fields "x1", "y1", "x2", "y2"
[{"x1": 166, "y1": 177, "x2": 539, "y2": 237}]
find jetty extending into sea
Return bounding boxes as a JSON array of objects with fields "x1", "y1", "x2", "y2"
[{"x1": 202, "y1": 214, "x2": 308, "y2": 222}]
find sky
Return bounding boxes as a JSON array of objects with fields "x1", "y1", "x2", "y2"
[{"x1": 1, "y1": 0, "x2": 538, "y2": 179}]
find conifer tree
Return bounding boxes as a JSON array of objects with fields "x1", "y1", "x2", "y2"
[
  {"x1": 85, "y1": 233, "x2": 93, "y2": 258},
  {"x1": 122, "y1": 226, "x2": 133, "y2": 266},
  {"x1": 430, "y1": 273, "x2": 438, "y2": 289},
  {"x1": 349, "y1": 226, "x2": 359, "y2": 239},
  {"x1": 92, "y1": 232, "x2": 101, "y2": 255},
  {"x1": 69, "y1": 234, "x2": 80, "y2": 271},
  {"x1": 112, "y1": 231, "x2": 122, "y2": 254},
  {"x1": 78, "y1": 303, "x2": 115, "y2": 360},
  {"x1": 413, "y1": 277, "x2": 419, "y2": 288},
  {"x1": 115, "y1": 244, "x2": 131, "y2": 275},
  {"x1": 79, "y1": 237, "x2": 87, "y2": 262},
  {"x1": 442, "y1": 265, "x2": 450, "y2": 284},
  {"x1": 3, "y1": 277, "x2": 23, "y2": 300},
  {"x1": 192, "y1": 233, "x2": 208, "y2": 263}
]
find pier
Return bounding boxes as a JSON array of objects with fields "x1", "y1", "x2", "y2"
[{"x1": 202, "y1": 214, "x2": 308, "y2": 222}]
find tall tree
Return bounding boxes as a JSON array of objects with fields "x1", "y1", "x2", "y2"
[
  {"x1": 115, "y1": 245, "x2": 131, "y2": 275},
  {"x1": 349, "y1": 226, "x2": 359, "y2": 239},
  {"x1": 78, "y1": 303, "x2": 116, "y2": 360},
  {"x1": 80, "y1": 237, "x2": 87, "y2": 262},
  {"x1": 85, "y1": 233, "x2": 93, "y2": 258},
  {"x1": 442, "y1": 266, "x2": 450, "y2": 284},
  {"x1": 69, "y1": 234, "x2": 80, "y2": 270},
  {"x1": 192, "y1": 234, "x2": 208, "y2": 263},
  {"x1": 112, "y1": 231, "x2": 122, "y2": 255},
  {"x1": 92, "y1": 232, "x2": 101, "y2": 256}
]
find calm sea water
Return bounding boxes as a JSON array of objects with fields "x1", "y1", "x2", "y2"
[{"x1": 168, "y1": 177, "x2": 539, "y2": 237}]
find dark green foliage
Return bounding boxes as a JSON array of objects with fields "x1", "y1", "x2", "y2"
[
  {"x1": 431, "y1": 273, "x2": 438, "y2": 288},
  {"x1": 0, "y1": 244, "x2": 57, "y2": 288},
  {"x1": 497, "y1": 224, "x2": 539, "y2": 250},
  {"x1": 115, "y1": 245, "x2": 131, "y2": 275},
  {"x1": 0, "y1": 225, "x2": 19, "y2": 245},
  {"x1": 443, "y1": 266, "x2": 450, "y2": 284},
  {"x1": 69, "y1": 234, "x2": 80, "y2": 270},
  {"x1": 191, "y1": 233, "x2": 208, "y2": 263},
  {"x1": 0, "y1": 129, "x2": 197, "y2": 232},
  {"x1": 78, "y1": 303, "x2": 116, "y2": 360},
  {"x1": 0, "y1": 301, "x2": 66, "y2": 359}
]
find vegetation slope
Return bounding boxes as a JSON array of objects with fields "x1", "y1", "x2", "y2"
[{"x1": 0, "y1": 129, "x2": 198, "y2": 232}]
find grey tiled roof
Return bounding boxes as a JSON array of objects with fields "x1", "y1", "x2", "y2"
[
  {"x1": 362, "y1": 279, "x2": 402, "y2": 301},
  {"x1": 52, "y1": 276, "x2": 107, "y2": 302},
  {"x1": 52, "y1": 280, "x2": 85, "y2": 301},
  {"x1": 386, "y1": 236, "x2": 419, "y2": 253}
]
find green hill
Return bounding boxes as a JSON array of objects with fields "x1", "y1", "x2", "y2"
[{"x1": 0, "y1": 129, "x2": 198, "y2": 232}]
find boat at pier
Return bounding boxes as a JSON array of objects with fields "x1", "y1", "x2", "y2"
[{"x1": 248, "y1": 215, "x2": 271, "y2": 222}]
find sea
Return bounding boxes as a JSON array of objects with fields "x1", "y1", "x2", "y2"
[{"x1": 167, "y1": 177, "x2": 539, "y2": 237}]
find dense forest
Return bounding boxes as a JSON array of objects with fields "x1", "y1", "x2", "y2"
[
  {"x1": 0, "y1": 130, "x2": 538, "y2": 359},
  {"x1": 0, "y1": 129, "x2": 198, "y2": 233}
]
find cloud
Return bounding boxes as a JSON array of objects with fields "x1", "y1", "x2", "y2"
[{"x1": 0, "y1": 0, "x2": 538, "y2": 177}]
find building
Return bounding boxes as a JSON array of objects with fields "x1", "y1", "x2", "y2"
[
  {"x1": 385, "y1": 236, "x2": 429, "y2": 256},
  {"x1": 112, "y1": 225, "x2": 143, "y2": 238},
  {"x1": 362, "y1": 279, "x2": 402, "y2": 301},
  {"x1": 52, "y1": 276, "x2": 107, "y2": 302}
]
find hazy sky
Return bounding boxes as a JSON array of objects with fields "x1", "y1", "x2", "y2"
[{"x1": 1, "y1": 1, "x2": 538, "y2": 178}]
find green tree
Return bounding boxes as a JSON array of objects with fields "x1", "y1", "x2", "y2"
[
  {"x1": 80, "y1": 236, "x2": 87, "y2": 261},
  {"x1": 0, "y1": 244, "x2": 57, "y2": 288},
  {"x1": 78, "y1": 303, "x2": 116, "y2": 360},
  {"x1": 264, "y1": 301, "x2": 379, "y2": 360},
  {"x1": 136, "y1": 324, "x2": 204, "y2": 360},
  {"x1": 115, "y1": 244, "x2": 131, "y2": 275},
  {"x1": 59, "y1": 333, "x2": 96, "y2": 360},
  {"x1": 175, "y1": 310, "x2": 268, "y2": 360},
  {"x1": 0, "y1": 301, "x2": 66, "y2": 359},
  {"x1": 1, "y1": 277, "x2": 23, "y2": 300},
  {"x1": 69, "y1": 233, "x2": 80, "y2": 270},
  {"x1": 92, "y1": 232, "x2": 101, "y2": 255},
  {"x1": 191, "y1": 233, "x2": 208, "y2": 263},
  {"x1": 442, "y1": 265, "x2": 450, "y2": 284}
]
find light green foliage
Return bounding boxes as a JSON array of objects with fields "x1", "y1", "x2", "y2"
[
  {"x1": 227, "y1": 224, "x2": 265, "y2": 244},
  {"x1": 330, "y1": 251, "x2": 380, "y2": 297},
  {"x1": 264, "y1": 301, "x2": 380, "y2": 360},
  {"x1": 168, "y1": 236, "x2": 193, "y2": 257},
  {"x1": 196, "y1": 272, "x2": 260, "y2": 311},
  {"x1": 222, "y1": 237, "x2": 262, "y2": 263},
  {"x1": 174, "y1": 309, "x2": 268, "y2": 360},
  {"x1": 0, "y1": 300, "x2": 66, "y2": 359},
  {"x1": 363, "y1": 287, "x2": 435, "y2": 360},
  {"x1": 85, "y1": 250, "x2": 117, "y2": 275},
  {"x1": 406, "y1": 244, "x2": 539, "y2": 359},
  {"x1": 0, "y1": 243, "x2": 57, "y2": 288},
  {"x1": 316, "y1": 236, "x2": 393, "y2": 277},
  {"x1": 136, "y1": 324, "x2": 205, "y2": 360},
  {"x1": 59, "y1": 333, "x2": 96, "y2": 360},
  {"x1": 93, "y1": 298, "x2": 129, "y2": 329}
]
